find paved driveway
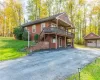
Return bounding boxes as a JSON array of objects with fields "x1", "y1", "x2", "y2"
[{"x1": 0, "y1": 48, "x2": 100, "y2": 80}]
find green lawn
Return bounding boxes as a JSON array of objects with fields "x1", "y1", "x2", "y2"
[
  {"x1": 74, "y1": 44, "x2": 86, "y2": 48},
  {"x1": 74, "y1": 44, "x2": 100, "y2": 50},
  {"x1": 66, "y1": 44, "x2": 100, "y2": 80},
  {"x1": 66, "y1": 57, "x2": 100, "y2": 80},
  {"x1": 0, "y1": 37, "x2": 33, "y2": 61}
]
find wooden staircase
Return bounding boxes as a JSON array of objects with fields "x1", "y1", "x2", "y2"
[{"x1": 39, "y1": 30, "x2": 45, "y2": 41}]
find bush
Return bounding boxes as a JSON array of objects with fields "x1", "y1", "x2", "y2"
[
  {"x1": 13, "y1": 27, "x2": 23, "y2": 40},
  {"x1": 22, "y1": 30, "x2": 29, "y2": 41},
  {"x1": 34, "y1": 34, "x2": 39, "y2": 42}
]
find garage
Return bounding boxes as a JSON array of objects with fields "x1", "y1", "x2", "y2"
[
  {"x1": 87, "y1": 40, "x2": 96, "y2": 47},
  {"x1": 84, "y1": 33, "x2": 100, "y2": 48},
  {"x1": 97, "y1": 40, "x2": 100, "y2": 47}
]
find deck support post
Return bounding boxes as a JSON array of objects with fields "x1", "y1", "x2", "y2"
[
  {"x1": 55, "y1": 19, "x2": 58, "y2": 49},
  {"x1": 65, "y1": 36, "x2": 66, "y2": 48},
  {"x1": 56, "y1": 34, "x2": 57, "y2": 49},
  {"x1": 71, "y1": 38, "x2": 74, "y2": 48},
  {"x1": 64, "y1": 27, "x2": 67, "y2": 48}
]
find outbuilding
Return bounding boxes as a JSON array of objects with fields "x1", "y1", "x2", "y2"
[{"x1": 84, "y1": 33, "x2": 100, "y2": 47}]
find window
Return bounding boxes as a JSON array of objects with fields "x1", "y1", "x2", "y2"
[
  {"x1": 41, "y1": 23, "x2": 45, "y2": 31},
  {"x1": 51, "y1": 23, "x2": 57, "y2": 27},
  {"x1": 52, "y1": 37, "x2": 56, "y2": 43},
  {"x1": 60, "y1": 26, "x2": 64, "y2": 30},
  {"x1": 32, "y1": 25, "x2": 36, "y2": 33},
  {"x1": 88, "y1": 40, "x2": 93, "y2": 43},
  {"x1": 24, "y1": 27, "x2": 27, "y2": 30}
]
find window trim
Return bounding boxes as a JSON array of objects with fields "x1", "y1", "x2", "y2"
[
  {"x1": 51, "y1": 23, "x2": 57, "y2": 27},
  {"x1": 24, "y1": 27, "x2": 27, "y2": 31},
  {"x1": 52, "y1": 37, "x2": 56, "y2": 43},
  {"x1": 32, "y1": 25, "x2": 36, "y2": 33}
]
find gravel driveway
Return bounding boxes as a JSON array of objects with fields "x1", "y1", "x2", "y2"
[{"x1": 0, "y1": 48, "x2": 100, "y2": 80}]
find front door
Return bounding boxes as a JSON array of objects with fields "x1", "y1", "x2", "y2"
[{"x1": 59, "y1": 37, "x2": 62, "y2": 47}]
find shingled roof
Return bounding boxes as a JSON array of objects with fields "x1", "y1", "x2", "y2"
[
  {"x1": 84, "y1": 33, "x2": 100, "y2": 40},
  {"x1": 21, "y1": 13, "x2": 64, "y2": 28}
]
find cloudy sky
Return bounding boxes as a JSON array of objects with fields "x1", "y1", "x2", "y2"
[{"x1": 19, "y1": 0, "x2": 28, "y2": 20}]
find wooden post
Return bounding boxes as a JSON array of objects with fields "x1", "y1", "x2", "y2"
[
  {"x1": 64, "y1": 27, "x2": 67, "y2": 48},
  {"x1": 71, "y1": 39, "x2": 73, "y2": 48},
  {"x1": 65, "y1": 36, "x2": 66, "y2": 48},
  {"x1": 56, "y1": 34, "x2": 57, "y2": 49},
  {"x1": 55, "y1": 19, "x2": 58, "y2": 49},
  {"x1": 72, "y1": 39, "x2": 74, "y2": 48}
]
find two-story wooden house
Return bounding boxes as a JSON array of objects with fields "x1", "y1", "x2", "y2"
[{"x1": 21, "y1": 12, "x2": 75, "y2": 50}]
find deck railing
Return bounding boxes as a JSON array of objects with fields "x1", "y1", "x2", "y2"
[
  {"x1": 43, "y1": 27, "x2": 74, "y2": 37},
  {"x1": 39, "y1": 27, "x2": 74, "y2": 40}
]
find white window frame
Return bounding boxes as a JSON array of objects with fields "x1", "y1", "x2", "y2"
[
  {"x1": 52, "y1": 37, "x2": 56, "y2": 43},
  {"x1": 32, "y1": 25, "x2": 36, "y2": 33},
  {"x1": 51, "y1": 23, "x2": 57, "y2": 27},
  {"x1": 24, "y1": 27, "x2": 27, "y2": 30},
  {"x1": 41, "y1": 23, "x2": 45, "y2": 31}
]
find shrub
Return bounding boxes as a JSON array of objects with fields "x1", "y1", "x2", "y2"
[
  {"x1": 22, "y1": 30, "x2": 29, "y2": 41},
  {"x1": 13, "y1": 27, "x2": 23, "y2": 40},
  {"x1": 34, "y1": 34, "x2": 39, "y2": 42}
]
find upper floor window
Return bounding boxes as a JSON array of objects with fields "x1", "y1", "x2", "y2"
[
  {"x1": 24, "y1": 27, "x2": 27, "y2": 31},
  {"x1": 41, "y1": 23, "x2": 45, "y2": 31},
  {"x1": 32, "y1": 25, "x2": 36, "y2": 33},
  {"x1": 51, "y1": 23, "x2": 57, "y2": 27},
  {"x1": 60, "y1": 26, "x2": 64, "y2": 30}
]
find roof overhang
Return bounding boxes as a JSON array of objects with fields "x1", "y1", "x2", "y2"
[
  {"x1": 58, "y1": 19, "x2": 75, "y2": 29},
  {"x1": 84, "y1": 33, "x2": 100, "y2": 40},
  {"x1": 84, "y1": 38, "x2": 100, "y2": 40},
  {"x1": 51, "y1": 18, "x2": 75, "y2": 29}
]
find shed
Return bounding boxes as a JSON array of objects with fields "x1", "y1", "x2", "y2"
[{"x1": 84, "y1": 33, "x2": 100, "y2": 47}]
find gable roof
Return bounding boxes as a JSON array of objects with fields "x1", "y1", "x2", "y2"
[
  {"x1": 84, "y1": 33, "x2": 100, "y2": 40},
  {"x1": 21, "y1": 13, "x2": 64, "y2": 28},
  {"x1": 21, "y1": 12, "x2": 73, "y2": 28},
  {"x1": 56, "y1": 13, "x2": 71, "y2": 26}
]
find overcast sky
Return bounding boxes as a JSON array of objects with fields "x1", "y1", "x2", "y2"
[{"x1": 19, "y1": 0, "x2": 28, "y2": 20}]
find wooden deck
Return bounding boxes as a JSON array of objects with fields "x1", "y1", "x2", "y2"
[{"x1": 42, "y1": 27, "x2": 74, "y2": 38}]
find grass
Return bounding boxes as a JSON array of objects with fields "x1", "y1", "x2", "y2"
[
  {"x1": 74, "y1": 44, "x2": 86, "y2": 48},
  {"x1": 0, "y1": 37, "x2": 34, "y2": 61},
  {"x1": 66, "y1": 54, "x2": 100, "y2": 80},
  {"x1": 74, "y1": 44, "x2": 100, "y2": 50},
  {"x1": 66, "y1": 44, "x2": 100, "y2": 80}
]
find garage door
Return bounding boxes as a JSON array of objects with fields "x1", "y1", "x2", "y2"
[
  {"x1": 87, "y1": 40, "x2": 96, "y2": 47},
  {"x1": 97, "y1": 40, "x2": 100, "y2": 47}
]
